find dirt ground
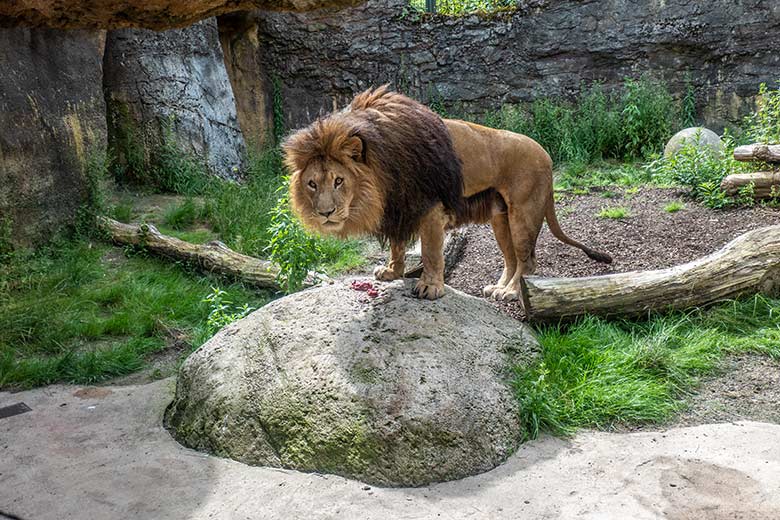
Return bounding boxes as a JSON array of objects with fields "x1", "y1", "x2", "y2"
[{"x1": 444, "y1": 186, "x2": 780, "y2": 427}]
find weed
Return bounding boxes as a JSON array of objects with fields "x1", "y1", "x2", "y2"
[
  {"x1": 200, "y1": 287, "x2": 254, "y2": 340},
  {"x1": 110, "y1": 202, "x2": 134, "y2": 223},
  {"x1": 598, "y1": 206, "x2": 630, "y2": 219},
  {"x1": 663, "y1": 201, "x2": 685, "y2": 213}
]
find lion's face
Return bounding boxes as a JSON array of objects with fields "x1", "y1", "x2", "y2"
[
  {"x1": 291, "y1": 158, "x2": 356, "y2": 235},
  {"x1": 286, "y1": 131, "x2": 385, "y2": 238}
]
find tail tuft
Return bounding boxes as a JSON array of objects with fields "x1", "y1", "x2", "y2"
[{"x1": 585, "y1": 249, "x2": 613, "y2": 264}]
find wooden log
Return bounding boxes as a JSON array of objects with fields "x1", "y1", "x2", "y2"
[
  {"x1": 721, "y1": 172, "x2": 780, "y2": 199},
  {"x1": 403, "y1": 228, "x2": 468, "y2": 278},
  {"x1": 98, "y1": 216, "x2": 282, "y2": 290},
  {"x1": 733, "y1": 143, "x2": 780, "y2": 163},
  {"x1": 520, "y1": 226, "x2": 780, "y2": 321}
]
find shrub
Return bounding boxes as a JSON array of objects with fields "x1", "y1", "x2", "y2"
[
  {"x1": 646, "y1": 131, "x2": 751, "y2": 208},
  {"x1": 744, "y1": 81, "x2": 780, "y2": 143},
  {"x1": 265, "y1": 177, "x2": 322, "y2": 293},
  {"x1": 482, "y1": 77, "x2": 683, "y2": 165}
]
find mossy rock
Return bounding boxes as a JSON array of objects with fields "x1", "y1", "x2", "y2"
[{"x1": 165, "y1": 278, "x2": 538, "y2": 486}]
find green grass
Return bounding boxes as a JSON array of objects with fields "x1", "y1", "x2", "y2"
[
  {"x1": 482, "y1": 77, "x2": 682, "y2": 165},
  {"x1": 664, "y1": 201, "x2": 686, "y2": 213},
  {"x1": 0, "y1": 239, "x2": 270, "y2": 389},
  {"x1": 516, "y1": 295, "x2": 780, "y2": 440},
  {"x1": 408, "y1": 0, "x2": 514, "y2": 15},
  {"x1": 598, "y1": 206, "x2": 630, "y2": 219},
  {"x1": 163, "y1": 198, "x2": 200, "y2": 230}
]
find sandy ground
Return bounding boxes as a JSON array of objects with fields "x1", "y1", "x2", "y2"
[{"x1": 2, "y1": 379, "x2": 780, "y2": 520}]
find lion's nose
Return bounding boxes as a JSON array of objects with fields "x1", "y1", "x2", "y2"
[{"x1": 318, "y1": 208, "x2": 335, "y2": 218}]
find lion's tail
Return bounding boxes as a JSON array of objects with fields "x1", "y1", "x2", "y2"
[{"x1": 545, "y1": 193, "x2": 613, "y2": 264}]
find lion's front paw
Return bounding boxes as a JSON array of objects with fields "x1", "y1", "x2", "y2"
[
  {"x1": 374, "y1": 265, "x2": 401, "y2": 281},
  {"x1": 412, "y1": 279, "x2": 445, "y2": 300}
]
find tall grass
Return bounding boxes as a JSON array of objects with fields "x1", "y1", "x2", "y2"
[
  {"x1": 482, "y1": 77, "x2": 682, "y2": 165},
  {"x1": 516, "y1": 295, "x2": 780, "y2": 440}
]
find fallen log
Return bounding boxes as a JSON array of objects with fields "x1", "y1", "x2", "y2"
[
  {"x1": 98, "y1": 216, "x2": 282, "y2": 290},
  {"x1": 404, "y1": 228, "x2": 468, "y2": 278},
  {"x1": 721, "y1": 172, "x2": 780, "y2": 199},
  {"x1": 520, "y1": 226, "x2": 780, "y2": 320},
  {"x1": 733, "y1": 143, "x2": 780, "y2": 163}
]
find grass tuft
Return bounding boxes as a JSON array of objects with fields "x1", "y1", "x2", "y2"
[
  {"x1": 663, "y1": 201, "x2": 685, "y2": 213},
  {"x1": 598, "y1": 206, "x2": 630, "y2": 219}
]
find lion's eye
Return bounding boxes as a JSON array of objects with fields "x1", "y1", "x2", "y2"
[
  {"x1": 308, "y1": 180, "x2": 317, "y2": 190},
  {"x1": 334, "y1": 177, "x2": 343, "y2": 187}
]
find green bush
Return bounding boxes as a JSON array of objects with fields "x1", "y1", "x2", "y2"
[
  {"x1": 482, "y1": 77, "x2": 683, "y2": 165},
  {"x1": 744, "y1": 81, "x2": 780, "y2": 143}
]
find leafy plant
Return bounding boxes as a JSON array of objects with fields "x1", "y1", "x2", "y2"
[
  {"x1": 266, "y1": 177, "x2": 322, "y2": 293},
  {"x1": 202, "y1": 287, "x2": 254, "y2": 337},
  {"x1": 744, "y1": 81, "x2": 780, "y2": 143}
]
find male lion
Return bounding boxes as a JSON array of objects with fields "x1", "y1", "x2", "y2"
[{"x1": 283, "y1": 86, "x2": 611, "y2": 301}]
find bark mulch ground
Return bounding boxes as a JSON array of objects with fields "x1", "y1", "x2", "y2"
[{"x1": 447, "y1": 187, "x2": 780, "y2": 320}]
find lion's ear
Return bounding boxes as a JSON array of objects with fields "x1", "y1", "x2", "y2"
[{"x1": 344, "y1": 135, "x2": 366, "y2": 163}]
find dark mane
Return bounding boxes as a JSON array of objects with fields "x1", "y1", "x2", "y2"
[
  {"x1": 348, "y1": 86, "x2": 464, "y2": 243},
  {"x1": 284, "y1": 85, "x2": 464, "y2": 244}
]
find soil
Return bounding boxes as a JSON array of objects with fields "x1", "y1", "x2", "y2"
[{"x1": 444, "y1": 186, "x2": 780, "y2": 427}]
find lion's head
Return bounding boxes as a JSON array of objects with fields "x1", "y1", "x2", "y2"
[
  {"x1": 283, "y1": 86, "x2": 464, "y2": 243},
  {"x1": 283, "y1": 117, "x2": 385, "y2": 238}
]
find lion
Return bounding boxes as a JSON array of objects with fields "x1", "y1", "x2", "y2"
[{"x1": 283, "y1": 86, "x2": 611, "y2": 301}]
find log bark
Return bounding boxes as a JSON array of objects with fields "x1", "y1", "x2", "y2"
[
  {"x1": 520, "y1": 226, "x2": 780, "y2": 320},
  {"x1": 721, "y1": 172, "x2": 780, "y2": 199},
  {"x1": 733, "y1": 144, "x2": 780, "y2": 163},
  {"x1": 99, "y1": 216, "x2": 282, "y2": 290},
  {"x1": 403, "y1": 228, "x2": 469, "y2": 278}
]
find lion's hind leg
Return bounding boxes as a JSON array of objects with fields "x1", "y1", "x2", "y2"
[
  {"x1": 483, "y1": 209, "x2": 517, "y2": 298},
  {"x1": 492, "y1": 203, "x2": 542, "y2": 302}
]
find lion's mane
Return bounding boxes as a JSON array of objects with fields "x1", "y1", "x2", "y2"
[{"x1": 283, "y1": 86, "x2": 464, "y2": 243}]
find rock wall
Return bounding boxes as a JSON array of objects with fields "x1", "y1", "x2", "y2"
[
  {"x1": 104, "y1": 18, "x2": 245, "y2": 179},
  {"x1": 0, "y1": 0, "x2": 365, "y2": 30},
  {"x1": 0, "y1": 28, "x2": 107, "y2": 246},
  {"x1": 253, "y1": 0, "x2": 780, "y2": 130}
]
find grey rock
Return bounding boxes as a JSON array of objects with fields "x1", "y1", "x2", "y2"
[
  {"x1": 166, "y1": 278, "x2": 538, "y2": 486},
  {"x1": 104, "y1": 18, "x2": 245, "y2": 179},
  {"x1": 0, "y1": 28, "x2": 106, "y2": 246},
  {"x1": 239, "y1": 0, "x2": 780, "y2": 131},
  {"x1": 664, "y1": 127, "x2": 724, "y2": 158}
]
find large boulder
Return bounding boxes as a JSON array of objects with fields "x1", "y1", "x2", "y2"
[
  {"x1": 664, "y1": 127, "x2": 724, "y2": 158},
  {"x1": 0, "y1": 0, "x2": 364, "y2": 30},
  {"x1": 165, "y1": 278, "x2": 538, "y2": 486},
  {"x1": 104, "y1": 18, "x2": 245, "y2": 179},
  {"x1": 0, "y1": 28, "x2": 107, "y2": 247}
]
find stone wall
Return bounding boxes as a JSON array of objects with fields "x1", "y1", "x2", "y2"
[
  {"x1": 104, "y1": 18, "x2": 246, "y2": 179},
  {"x1": 0, "y1": 28, "x2": 107, "y2": 246},
  {"x1": 252, "y1": 0, "x2": 780, "y2": 131}
]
